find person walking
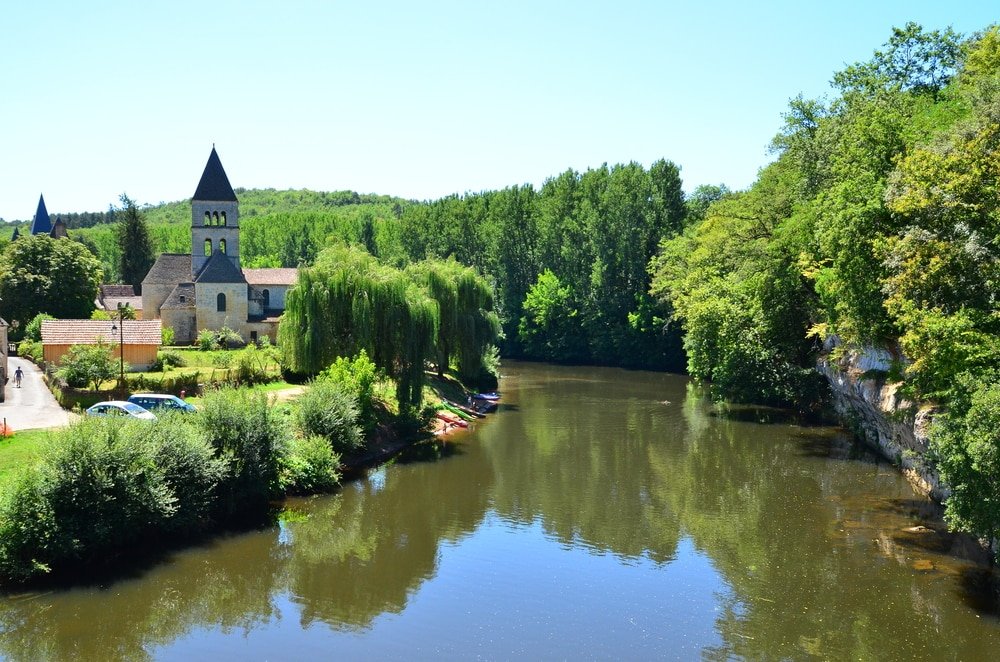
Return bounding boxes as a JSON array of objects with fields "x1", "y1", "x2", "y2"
[{"x1": 13, "y1": 365, "x2": 23, "y2": 388}]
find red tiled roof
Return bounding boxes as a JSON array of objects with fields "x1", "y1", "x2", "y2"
[
  {"x1": 243, "y1": 268, "x2": 298, "y2": 286},
  {"x1": 40, "y1": 319, "x2": 162, "y2": 346},
  {"x1": 100, "y1": 296, "x2": 144, "y2": 311}
]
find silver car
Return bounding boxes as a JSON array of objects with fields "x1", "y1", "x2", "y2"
[{"x1": 85, "y1": 401, "x2": 157, "y2": 421}]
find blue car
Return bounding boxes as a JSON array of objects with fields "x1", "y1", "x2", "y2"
[{"x1": 128, "y1": 393, "x2": 197, "y2": 413}]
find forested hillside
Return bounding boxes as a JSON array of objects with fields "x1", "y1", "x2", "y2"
[{"x1": 650, "y1": 24, "x2": 1000, "y2": 543}]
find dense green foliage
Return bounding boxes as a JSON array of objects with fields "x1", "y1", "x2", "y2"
[
  {"x1": 280, "y1": 435, "x2": 342, "y2": 495},
  {"x1": 651, "y1": 23, "x2": 1000, "y2": 542},
  {"x1": 0, "y1": 417, "x2": 225, "y2": 582},
  {"x1": 281, "y1": 245, "x2": 459, "y2": 411},
  {"x1": 57, "y1": 341, "x2": 122, "y2": 391},
  {"x1": 0, "y1": 234, "x2": 102, "y2": 336},
  {"x1": 195, "y1": 388, "x2": 290, "y2": 523},
  {"x1": 115, "y1": 194, "x2": 155, "y2": 294},
  {"x1": 398, "y1": 161, "x2": 687, "y2": 367},
  {"x1": 295, "y1": 379, "x2": 363, "y2": 454}
]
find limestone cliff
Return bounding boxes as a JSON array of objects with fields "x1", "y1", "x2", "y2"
[{"x1": 817, "y1": 340, "x2": 946, "y2": 501}]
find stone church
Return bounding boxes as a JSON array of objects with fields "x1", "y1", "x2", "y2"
[{"x1": 142, "y1": 148, "x2": 297, "y2": 344}]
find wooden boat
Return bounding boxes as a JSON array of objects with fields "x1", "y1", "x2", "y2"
[{"x1": 436, "y1": 412, "x2": 469, "y2": 428}]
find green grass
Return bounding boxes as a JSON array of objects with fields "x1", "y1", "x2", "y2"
[{"x1": 0, "y1": 428, "x2": 56, "y2": 492}]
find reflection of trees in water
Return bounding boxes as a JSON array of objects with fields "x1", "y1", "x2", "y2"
[
  {"x1": 284, "y1": 445, "x2": 493, "y2": 630},
  {"x1": 675, "y1": 386, "x2": 999, "y2": 660},
  {"x1": 482, "y1": 366, "x2": 688, "y2": 564},
  {"x1": 0, "y1": 528, "x2": 285, "y2": 661},
  {"x1": 0, "y1": 441, "x2": 495, "y2": 659}
]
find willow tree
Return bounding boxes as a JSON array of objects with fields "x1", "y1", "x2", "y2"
[
  {"x1": 280, "y1": 245, "x2": 438, "y2": 411},
  {"x1": 407, "y1": 258, "x2": 501, "y2": 384}
]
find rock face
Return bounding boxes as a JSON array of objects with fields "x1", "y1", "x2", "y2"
[{"x1": 817, "y1": 340, "x2": 947, "y2": 501}]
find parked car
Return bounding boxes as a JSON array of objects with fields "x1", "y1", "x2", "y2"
[
  {"x1": 85, "y1": 401, "x2": 157, "y2": 421},
  {"x1": 127, "y1": 393, "x2": 197, "y2": 413}
]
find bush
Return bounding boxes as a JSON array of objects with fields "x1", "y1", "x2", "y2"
[
  {"x1": 16, "y1": 339, "x2": 43, "y2": 363},
  {"x1": 295, "y1": 379, "x2": 363, "y2": 454},
  {"x1": 161, "y1": 325, "x2": 175, "y2": 346},
  {"x1": 23, "y1": 313, "x2": 55, "y2": 342},
  {"x1": 0, "y1": 418, "x2": 174, "y2": 581},
  {"x1": 57, "y1": 341, "x2": 123, "y2": 391},
  {"x1": 280, "y1": 435, "x2": 342, "y2": 494},
  {"x1": 318, "y1": 350, "x2": 379, "y2": 431},
  {"x1": 196, "y1": 387, "x2": 290, "y2": 523},
  {"x1": 152, "y1": 350, "x2": 186, "y2": 372},
  {"x1": 197, "y1": 328, "x2": 220, "y2": 351},
  {"x1": 234, "y1": 343, "x2": 279, "y2": 385}
]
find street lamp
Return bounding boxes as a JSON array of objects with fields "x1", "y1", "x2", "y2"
[{"x1": 110, "y1": 303, "x2": 125, "y2": 390}]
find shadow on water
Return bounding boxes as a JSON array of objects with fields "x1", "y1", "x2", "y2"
[
  {"x1": 394, "y1": 439, "x2": 464, "y2": 465},
  {"x1": 793, "y1": 430, "x2": 879, "y2": 462},
  {"x1": 709, "y1": 405, "x2": 823, "y2": 426},
  {"x1": 960, "y1": 568, "x2": 1000, "y2": 617}
]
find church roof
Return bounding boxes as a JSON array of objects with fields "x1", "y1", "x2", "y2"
[
  {"x1": 243, "y1": 268, "x2": 299, "y2": 286},
  {"x1": 162, "y1": 282, "x2": 196, "y2": 309},
  {"x1": 30, "y1": 194, "x2": 51, "y2": 235},
  {"x1": 193, "y1": 147, "x2": 238, "y2": 202},
  {"x1": 143, "y1": 254, "x2": 193, "y2": 284},
  {"x1": 196, "y1": 251, "x2": 246, "y2": 284}
]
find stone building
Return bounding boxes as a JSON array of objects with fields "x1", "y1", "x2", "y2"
[{"x1": 142, "y1": 148, "x2": 297, "y2": 344}]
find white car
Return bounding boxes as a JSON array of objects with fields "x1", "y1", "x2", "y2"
[{"x1": 85, "y1": 401, "x2": 157, "y2": 421}]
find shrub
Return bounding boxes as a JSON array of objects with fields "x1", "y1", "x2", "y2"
[
  {"x1": 197, "y1": 328, "x2": 220, "y2": 351},
  {"x1": 318, "y1": 350, "x2": 379, "y2": 431},
  {"x1": 280, "y1": 435, "x2": 342, "y2": 494},
  {"x1": 234, "y1": 343, "x2": 279, "y2": 385},
  {"x1": 143, "y1": 415, "x2": 226, "y2": 535},
  {"x1": 153, "y1": 350, "x2": 186, "y2": 371},
  {"x1": 295, "y1": 379, "x2": 363, "y2": 454},
  {"x1": 23, "y1": 313, "x2": 55, "y2": 342},
  {"x1": 16, "y1": 339, "x2": 43, "y2": 363},
  {"x1": 0, "y1": 418, "x2": 174, "y2": 581},
  {"x1": 57, "y1": 341, "x2": 124, "y2": 391},
  {"x1": 196, "y1": 387, "x2": 290, "y2": 523},
  {"x1": 161, "y1": 325, "x2": 175, "y2": 346}
]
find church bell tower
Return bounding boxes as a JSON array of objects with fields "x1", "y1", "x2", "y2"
[{"x1": 191, "y1": 147, "x2": 240, "y2": 276}]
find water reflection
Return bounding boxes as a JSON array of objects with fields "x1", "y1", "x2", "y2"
[{"x1": 1, "y1": 362, "x2": 999, "y2": 659}]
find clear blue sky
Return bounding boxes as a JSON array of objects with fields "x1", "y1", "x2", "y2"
[{"x1": 1, "y1": 1, "x2": 995, "y2": 222}]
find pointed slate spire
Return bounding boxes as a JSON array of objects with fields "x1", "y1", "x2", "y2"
[
  {"x1": 193, "y1": 147, "x2": 238, "y2": 201},
  {"x1": 30, "y1": 194, "x2": 52, "y2": 235},
  {"x1": 11, "y1": 226, "x2": 20, "y2": 241}
]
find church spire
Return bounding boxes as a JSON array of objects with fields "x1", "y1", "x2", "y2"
[
  {"x1": 30, "y1": 194, "x2": 52, "y2": 235},
  {"x1": 193, "y1": 147, "x2": 238, "y2": 201}
]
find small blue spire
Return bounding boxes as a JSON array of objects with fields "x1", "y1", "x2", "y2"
[{"x1": 30, "y1": 194, "x2": 52, "y2": 235}]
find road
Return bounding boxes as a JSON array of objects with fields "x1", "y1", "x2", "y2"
[{"x1": 1, "y1": 357, "x2": 74, "y2": 431}]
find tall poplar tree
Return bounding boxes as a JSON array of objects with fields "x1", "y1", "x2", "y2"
[{"x1": 116, "y1": 194, "x2": 155, "y2": 294}]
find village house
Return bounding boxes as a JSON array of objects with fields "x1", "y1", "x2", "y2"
[
  {"x1": 40, "y1": 319, "x2": 162, "y2": 371},
  {"x1": 141, "y1": 148, "x2": 297, "y2": 344}
]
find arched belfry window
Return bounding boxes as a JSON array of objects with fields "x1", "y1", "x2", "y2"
[
  {"x1": 212, "y1": 212, "x2": 220, "y2": 226},
  {"x1": 204, "y1": 238, "x2": 212, "y2": 256},
  {"x1": 262, "y1": 289, "x2": 270, "y2": 309},
  {"x1": 204, "y1": 211, "x2": 211, "y2": 226},
  {"x1": 217, "y1": 293, "x2": 227, "y2": 312},
  {"x1": 221, "y1": 212, "x2": 227, "y2": 226},
  {"x1": 219, "y1": 238, "x2": 227, "y2": 254}
]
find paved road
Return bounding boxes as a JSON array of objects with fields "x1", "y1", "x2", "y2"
[{"x1": 1, "y1": 357, "x2": 74, "y2": 431}]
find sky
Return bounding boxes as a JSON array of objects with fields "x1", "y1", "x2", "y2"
[{"x1": 1, "y1": 1, "x2": 996, "y2": 222}]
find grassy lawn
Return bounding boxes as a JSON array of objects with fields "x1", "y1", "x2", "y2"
[{"x1": 0, "y1": 428, "x2": 56, "y2": 492}]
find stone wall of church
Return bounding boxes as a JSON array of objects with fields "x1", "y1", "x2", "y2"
[
  {"x1": 162, "y1": 308, "x2": 197, "y2": 345},
  {"x1": 142, "y1": 283, "x2": 175, "y2": 320},
  {"x1": 196, "y1": 283, "x2": 249, "y2": 338}
]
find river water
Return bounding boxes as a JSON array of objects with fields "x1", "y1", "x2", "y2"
[{"x1": 2, "y1": 361, "x2": 1000, "y2": 659}]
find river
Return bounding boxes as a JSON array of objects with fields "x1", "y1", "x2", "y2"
[{"x1": 2, "y1": 361, "x2": 1000, "y2": 659}]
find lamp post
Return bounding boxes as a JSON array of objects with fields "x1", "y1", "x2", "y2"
[{"x1": 110, "y1": 303, "x2": 125, "y2": 391}]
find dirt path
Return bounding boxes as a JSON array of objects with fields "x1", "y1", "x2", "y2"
[{"x1": 0, "y1": 357, "x2": 75, "y2": 431}]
